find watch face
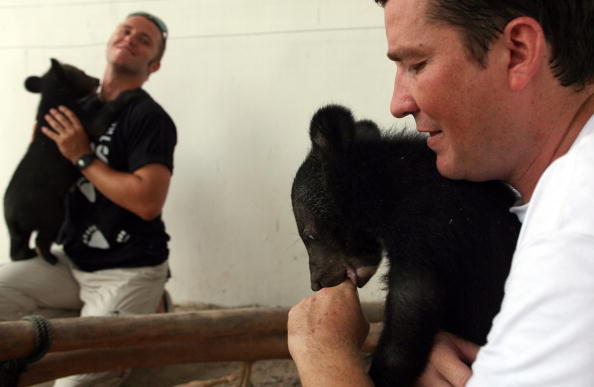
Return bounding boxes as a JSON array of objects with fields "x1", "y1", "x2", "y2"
[{"x1": 77, "y1": 154, "x2": 95, "y2": 170}]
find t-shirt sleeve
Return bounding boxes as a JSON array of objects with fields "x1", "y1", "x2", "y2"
[{"x1": 126, "y1": 103, "x2": 177, "y2": 173}]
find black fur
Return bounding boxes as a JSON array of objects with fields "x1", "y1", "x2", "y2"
[
  {"x1": 4, "y1": 58, "x2": 142, "y2": 264},
  {"x1": 291, "y1": 105, "x2": 520, "y2": 387}
]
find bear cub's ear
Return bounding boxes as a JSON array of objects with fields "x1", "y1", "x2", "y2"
[
  {"x1": 24, "y1": 76, "x2": 42, "y2": 93},
  {"x1": 309, "y1": 105, "x2": 357, "y2": 157},
  {"x1": 355, "y1": 119, "x2": 381, "y2": 141},
  {"x1": 50, "y1": 58, "x2": 67, "y2": 81},
  {"x1": 24, "y1": 58, "x2": 66, "y2": 93}
]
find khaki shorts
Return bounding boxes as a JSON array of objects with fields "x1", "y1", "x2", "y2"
[{"x1": 0, "y1": 245, "x2": 169, "y2": 386}]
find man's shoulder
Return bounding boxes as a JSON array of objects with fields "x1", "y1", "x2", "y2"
[
  {"x1": 121, "y1": 89, "x2": 175, "y2": 128},
  {"x1": 127, "y1": 89, "x2": 168, "y2": 114}
]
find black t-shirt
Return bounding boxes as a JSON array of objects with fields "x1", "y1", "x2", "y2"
[{"x1": 60, "y1": 89, "x2": 177, "y2": 272}]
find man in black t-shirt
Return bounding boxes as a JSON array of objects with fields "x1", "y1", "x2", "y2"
[
  {"x1": 0, "y1": 12, "x2": 176, "y2": 386},
  {"x1": 58, "y1": 88, "x2": 176, "y2": 272}
]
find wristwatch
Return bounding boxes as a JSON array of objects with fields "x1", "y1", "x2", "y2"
[{"x1": 75, "y1": 153, "x2": 96, "y2": 171}]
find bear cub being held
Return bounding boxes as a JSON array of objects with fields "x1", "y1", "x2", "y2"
[
  {"x1": 4, "y1": 58, "x2": 141, "y2": 264},
  {"x1": 291, "y1": 105, "x2": 521, "y2": 387}
]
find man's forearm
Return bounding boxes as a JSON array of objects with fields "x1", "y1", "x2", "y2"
[{"x1": 80, "y1": 159, "x2": 171, "y2": 220}]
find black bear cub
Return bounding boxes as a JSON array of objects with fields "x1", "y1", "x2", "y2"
[
  {"x1": 4, "y1": 58, "x2": 141, "y2": 264},
  {"x1": 291, "y1": 105, "x2": 521, "y2": 387},
  {"x1": 4, "y1": 59, "x2": 99, "y2": 264}
]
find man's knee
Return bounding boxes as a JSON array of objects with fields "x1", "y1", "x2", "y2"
[{"x1": 0, "y1": 285, "x2": 38, "y2": 321}]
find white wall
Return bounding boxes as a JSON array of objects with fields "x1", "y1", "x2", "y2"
[{"x1": 0, "y1": 0, "x2": 407, "y2": 307}]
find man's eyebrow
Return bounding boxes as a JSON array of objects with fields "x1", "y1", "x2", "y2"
[
  {"x1": 120, "y1": 23, "x2": 153, "y2": 42},
  {"x1": 387, "y1": 47, "x2": 425, "y2": 62}
]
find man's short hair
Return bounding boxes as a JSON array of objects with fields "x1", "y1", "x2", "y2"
[
  {"x1": 128, "y1": 11, "x2": 168, "y2": 63},
  {"x1": 375, "y1": 0, "x2": 594, "y2": 90}
]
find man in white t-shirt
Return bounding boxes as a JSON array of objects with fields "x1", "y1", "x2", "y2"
[{"x1": 287, "y1": 0, "x2": 594, "y2": 386}]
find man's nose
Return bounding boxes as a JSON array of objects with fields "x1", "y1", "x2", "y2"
[
  {"x1": 122, "y1": 33, "x2": 137, "y2": 46},
  {"x1": 390, "y1": 71, "x2": 418, "y2": 118}
]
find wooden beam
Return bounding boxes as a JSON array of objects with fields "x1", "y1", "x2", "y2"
[
  {"x1": 18, "y1": 323, "x2": 383, "y2": 386},
  {"x1": 1, "y1": 307, "x2": 288, "y2": 360},
  {"x1": 1, "y1": 303, "x2": 384, "y2": 361},
  {"x1": 0, "y1": 303, "x2": 384, "y2": 385},
  {"x1": 19, "y1": 333, "x2": 288, "y2": 385}
]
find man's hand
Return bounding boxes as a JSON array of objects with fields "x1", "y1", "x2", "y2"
[
  {"x1": 40, "y1": 104, "x2": 170, "y2": 220},
  {"x1": 415, "y1": 332, "x2": 479, "y2": 387},
  {"x1": 288, "y1": 280, "x2": 372, "y2": 386},
  {"x1": 41, "y1": 105, "x2": 92, "y2": 164}
]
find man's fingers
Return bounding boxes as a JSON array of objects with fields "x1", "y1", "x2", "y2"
[
  {"x1": 58, "y1": 105, "x2": 82, "y2": 128},
  {"x1": 435, "y1": 347, "x2": 472, "y2": 387},
  {"x1": 431, "y1": 333, "x2": 477, "y2": 387},
  {"x1": 416, "y1": 364, "x2": 454, "y2": 387},
  {"x1": 337, "y1": 278, "x2": 357, "y2": 290},
  {"x1": 47, "y1": 108, "x2": 72, "y2": 130},
  {"x1": 450, "y1": 334, "x2": 480, "y2": 364},
  {"x1": 44, "y1": 111, "x2": 65, "y2": 133},
  {"x1": 40, "y1": 126, "x2": 59, "y2": 140},
  {"x1": 321, "y1": 279, "x2": 357, "y2": 295}
]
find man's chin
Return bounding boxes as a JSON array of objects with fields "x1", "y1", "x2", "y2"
[
  {"x1": 435, "y1": 157, "x2": 464, "y2": 180},
  {"x1": 110, "y1": 61, "x2": 141, "y2": 76},
  {"x1": 436, "y1": 159, "x2": 490, "y2": 182}
]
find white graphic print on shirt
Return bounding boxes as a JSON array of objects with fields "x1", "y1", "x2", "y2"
[
  {"x1": 96, "y1": 122, "x2": 117, "y2": 163},
  {"x1": 77, "y1": 120, "x2": 131, "y2": 249}
]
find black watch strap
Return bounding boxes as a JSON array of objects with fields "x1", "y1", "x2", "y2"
[{"x1": 75, "y1": 153, "x2": 96, "y2": 170}]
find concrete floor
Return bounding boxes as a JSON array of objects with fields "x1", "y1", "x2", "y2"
[
  {"x1": 32, "y1": 359, "x2": 301, "y2": 386},
  {"x1": 127, "y1": 359, "x2": 301, "y2": 386}
]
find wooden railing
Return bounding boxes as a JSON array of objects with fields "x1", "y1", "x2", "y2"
[{"x1": 0, "y1": 303, "x2": 384, "y2": 386}]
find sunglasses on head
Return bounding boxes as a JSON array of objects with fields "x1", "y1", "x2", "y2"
[{"x1": 128, "y1": 11, "x2": 168, "y2": 40}]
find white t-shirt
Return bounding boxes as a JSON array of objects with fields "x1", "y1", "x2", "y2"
[{"x1": 468, "y1": 114, "x2": 594, "y2": 387}]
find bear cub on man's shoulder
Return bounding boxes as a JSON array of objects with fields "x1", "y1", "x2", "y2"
[{"x1": 292, "y1": 105, "x2": 520, "y2": 387}]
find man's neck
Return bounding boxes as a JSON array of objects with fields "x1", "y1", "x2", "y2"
[
  {"x1": 550, "y1": 92, "x2": 594, "y2": 159},
  {"x1": 514, "y1": 89, "x2": 594, "y2": 202},
  {"x1": 99, "y1": 66, "x2": 146, "y2": 102}
]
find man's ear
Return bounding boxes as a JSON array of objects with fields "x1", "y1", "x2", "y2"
[
  {"x1": 148, "y1": 60, "x2": 161, "y2": 75},
  {"x1": 502, "y1": 17, "x2": 546, "y2": 91}
]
